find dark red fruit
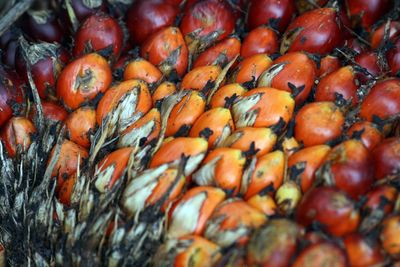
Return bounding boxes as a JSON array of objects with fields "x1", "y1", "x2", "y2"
[
  {"x1": 73, "y1": 13, "x2": 123, "y2": 59},
  {"x1": 126, "y1": 0, "x2": 179, "y2": 45},
  {"x1": 281, "y1": 8, "x2": 343, "y2": 54},
  {"x1": 354, "y1": 51, "x2": 383, "y2": 83},
  {"x1": 292, "y1": 242, "x2": 347, "y2": 267},
  {"x1": 372, "y1": 137, "x2": 400, "y2": 179},
  {"x1": 180, "y1": 0, "x2": 235, "y2": 43},
  {"x1": 318, "y1": 55, "x2": 341, "y2": 77},
  {"x1": 247, "y1": 0, "x2": 295, "y2": 32},
  {"x1": 296, "y1": 186, "x2": 360, "y2": 236},
  {"x1": 347, "y1": 121, "x2": 383, "y2": 151},
  {"x1": 319, "y1": 139, "x2": 375, "y2": 199},
  {"x1": 346, "y1": 0, "x2": 392, "y2": 29},
  {"x1": 241, "y1": 26, "x2": 278, "y2": 58},
  {"x1": 21, "y1": 10, "x2": 63, "y2": 43}
]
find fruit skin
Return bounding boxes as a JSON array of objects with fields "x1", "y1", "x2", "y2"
[
  {"x1": 370, "y1": 21, "x2": 400, "y2": 49},
  {"x1": 320, "y1": 139, "x2": 375, "y2": 199},
  {"x1": 360, "y1": 78, "x2": 400, "y2": 121},
  {"x1": 73, "y1": 13, "x2": 124, "y2": 59},
  {"x1": 343, "y1": 233, "x2": 384, "y2": 267},
  {"x1": 65, "y1": 106, "x2": 96, "y2": 148},
  {"x1": 318, "y1": 55, "x2": 341, "y2": 77},
  {"x1": 347, "y1": 121, "x2": 383, "y2": 151},
  {"x1": 28, "y1": 101, "x2": 68, "y2": 123},
  {"x1": 56, "y1": 53, "x2": 112, "y2": 110},
  {"x1": 126, "y1": 0, "x2": 179, "y2": 45},
  {"x1": 258, "y1": 52, "x2": 317, "y2": 104},
  {"x1": 141, "y1": 27, "x2": 189, "y2": 77},
  {"x1": 296, "y1": 186, "x2": 360, "y2": 237},
  {"x1": 48, "y1": 140, "x2": 89, "y2": 190},
  {"x1": 372, "y1": 137, "x2": 400, "y2": 179},
  {"x1": 193, "y1": 37, "x2": 241, "y2": 68},
  {"x1": 241, "y1": 26, "x2": 278, "y2": 58},
  {"x1": 381, "y1": 215, "x2": 400, "y2": 259},
  {"x1": 354, "y1": 51, "x2": 382, "y2": 83},
  {"x1": 315, "y1": 66, "x2": 358, "y2": 106},
  {"x1": 0, "y1": 68, "x2": 25, "y2": 127},
  {"x1": 123, "y1": 58, "x2": 162, "y2": 84},
  {"x1": 247, "y1": 0, "x2": 295, "y2": 32},
  {"x1": 346, "y1": 0, "x2": 392, "y2": 29},
  {"x1": 1, "y1": 116, "x2": 36, "y2": 157},
  {"x1": 180, "y1": 0, "x2": 235, "y2": 43},
  {"x1": 294, "y1": 102, "x2": 344, "y2": 147},
  {"x1": 281, "y1": 8, "x2": 343, "y2": 54},
  {"x1": 21, "y1": 10, "x2": 64, "y2": 43},
  {"x1": 288, "y1": 145, "x2": 331, "y2": 193},
  {"x1": 181, "y1": 65, "x2": 221, "y2": 92},
  {"x1": 57, "y1": 174, "x2": 77, "y2": 206},
  {"x1": 168, "y1": 186, "x2": 226, "y2": 238},
  {"x1": 232, "y1": 54, "x2": 272, "y2": 84},
  {"x1": 246, "y1": 219, "x2": 303, "y2": 267},
  {"x1": 292, "y1": 242, "x2": 348, "y2": 267}
]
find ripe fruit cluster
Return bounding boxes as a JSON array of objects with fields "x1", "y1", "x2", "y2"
[{"x1": 0, "y1": 0, "x2": 400, "y2": 266}]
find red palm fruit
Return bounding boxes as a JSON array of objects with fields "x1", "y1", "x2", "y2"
[
  {"x1": 126, "y1": 0, "x2": 179, "y2": 45},
  {"x1": 123, "y1": 58, "x2": 162, "y2": 84},
  {"x1": 243, "y1": 150, "x2": 285, "y2": 199},
  {"x1": 344, "y1": 233, "x2": 384, "y2": 267},
  {"x1": 0, "y1": 68, "x2": 25, "y2": 127},
  {"x1": 29, "y1": 101, "x2": 68, "y2": 123},
  {"x1": 371, "y1": 21, "x2": 400, "y2": 49},
  {"x1": 165, "y1": 91, "x2": 206, "y2": 137},
  {"x1": 168, "y1": 186, "x2": 226, "y2": 238},
  {"x1": 1, "y1": 117, "x2": 36, "y2": 157},
  {"x1": 209, "y1": 83, "x2": 247, "y2": 109},
  {"x1": 48, "y1": 140, "x2": 88, "y2": 189},
  {"x1": 296, "y1": 0, "x2": 328, "y2": 13},
  {"x1": 247, "y1": 194, "x2": 278, "y2": 216},
  {"x1": 372, "y1": 137, "x2": 400, "y2": 179},
  {"x1": 315, "y1": 66, "x2": 358, "y2": 106},
  {"x1": 96, "y1": 79, "x2": 152, "y2": 130},
  {"x1": 346, "y1": 0, "x2": 392, "y2": 29},
  {"x1": 247, "y1": 219, "x2": 303, "y2": 267},
  {"x1": 57, "y1": 174, "x2": 77, "y2": 206},
  {"x1": 152, "y1": 82, "x2": 176, "y2": 106},
  {"x1": 73, "y1": 13, "x2": 123, "y2": 59},
  {"x1": 193, "y1": 147, "x2": 246, "y2": 196},
  {"x1": 231, "y1": 54, "x2": 272, "y2": 84},
  {"x1": 247, "y1": 0, "x2": 295, "y2": 32},
  {"x1": 16, "y1": 43, "x2": 69, "y2": 100},
  {"x1": 204, "y1": 199, "x2": 267, "y2": 247},
  {"x1": 344, "y1": 38, "x2": 367, "y2": 53},
  {"x1": 150, "y1": 137, "x2": 208, "y2": 176},
  {"x1": 381, "y1": 215, "x2": 400, "y2": 259},
  {"x1": 360, "y1": 78, "x2": 400, "y2": 121},
  {"x1": 154, "y1": 235, "x2": 221, "y2": 267},
  {"x1": 388, "y1": 38, "x2": 400, "y2": 76},
  {"x1": 232, "y1": 87, "x2": 295, "y2": 129},
  {"x1": 193, "y1": 37, "x2": 241, "y2": 68},
  {"x1": 118, "y1": 108, "x2": 161, "y2": 148},
  {"x1": 181, "y1": 65, "x2": 222, "y2": 91},
  {"x1": 318, "y1": 55, "x2": 342, "y2": 77},
  {"x1": 354, "y1": 51, "x2": 382, "y2": 83},
  {"x1": 292, "y1": 242, "x2": 347, "y2": 267},
  {"x1": 57, "y1": 53, "x2": 112, "y2": 110},
  {"x1": 281, "y1": 8, "x2": 343, "y2": 54},
  {"x1": 347, "y1": 121, "x2": 383, "y2": 151},
  {"x1": 288, "y1": 145, "x2": 331, "y2": 193},
  {"x1": 121, "y1": 167, "x2": 186, "y2": 215},
  {"x1": 258, "y1": 52, "x2": 317, "y2": 104},
  {"x1": 141, "y1": 27, "x2": 189, "y2": 77},
  {"x1": 59, "y1": 0, "x2": 107, "y2": 24},
  {"x1": 180, "y1": 0, "x2": 235, "y2": 44},
  {"x1": 364, "y1": 185, "x2": 398, "y2": 215},
  {"x1": 94, "y1": 147, "x2": 133, "y2": 192},
  {"x1": 295, "y1": 102, "x2": 344, "y2": 147},
  {"x1": 296, "y1": 186, "x2": 360, "y2": 236},
  {"x1": 65, "y1": 106, "x2": 96, "y2": 148},
  {"x1": 241, "y1": 26, "x2": 278, "y2": 58},
  {"x1": 21, "y1": 10, "x2": 63, "y2": 43},
  {"x1": 2, "y1": 39, "x2": 18, "y2": 68},
  {"x1": 319, "y1": 139, "x2": 375, "y2": 199},
  {"x1": 189, "y1": 108, "x2": 234, "y2": 147},
  {"x1": 221, "y1": 127, "x2": 277, "y2": 157}
]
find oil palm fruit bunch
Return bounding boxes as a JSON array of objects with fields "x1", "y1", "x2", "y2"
[{"x1": 1, "y1": 0, "x2": 400, "y2": 266}]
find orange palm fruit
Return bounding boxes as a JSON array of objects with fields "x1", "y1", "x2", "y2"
[{"x1": 123, "y1": 58, "x2": 162, "y2": 84}]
